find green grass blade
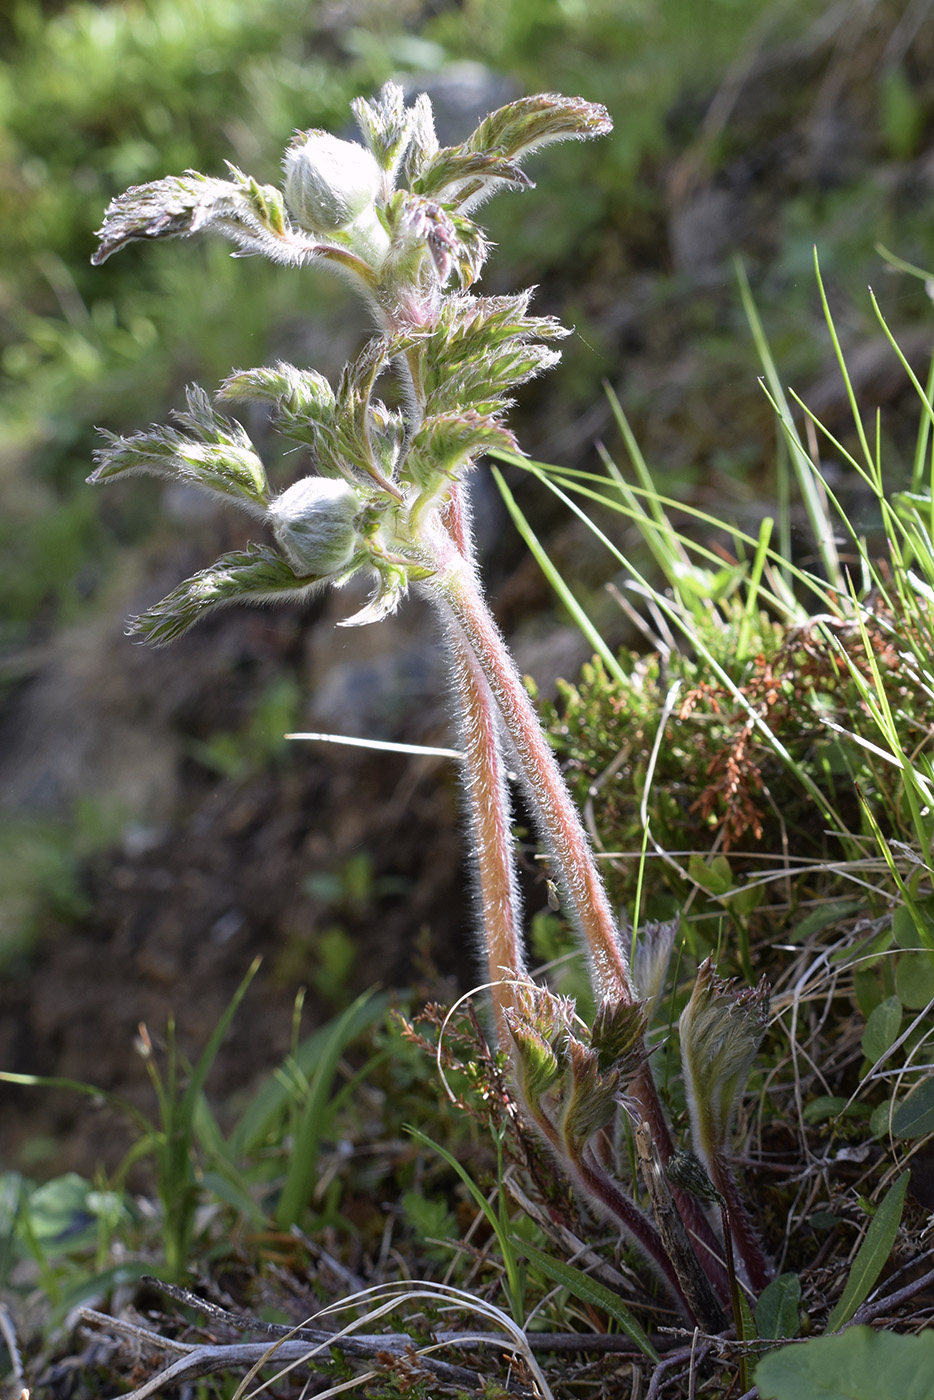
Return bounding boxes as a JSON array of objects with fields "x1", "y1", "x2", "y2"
[
  {"x1": 511, "y1": 1238, "x2": 658, "y2": 1361},
  {"x1": 491, "y1": 447, "x2": 827, "y2": 619},
  {"x1": 152, "y1": 957, "x2": 263, "y2": 1274},
  {"x1": 179, "y1": 956, "x2": 262, "y2": 1126},
  {"x1": 406, "y1": 1124, "x2": 525, "y2": 1323},
  {"x1": 275, "y1": 988, "x2": 385, "y2": 1230},
  {"x1": 506, "y1": 459, "x2": 847, "y2": 836},
  {"x1": 737, "y1": 514, "x2": 773, "y2": 661},
  {"x1": 492, "y1": 464, "x2": 628, "y2": 685},
  {"x1": 875, "y1": 243, "x2": 934, "y2": 282},
  {"x1": 825, "y1": 1171, "x2": 910, "y2": 1331},
  {"x1": 604, "y1": 383, "x2": 676, "y2": 535},
  {"x1": 0, "y1": 1071, "x2": 151, "y2": 1136},
  {"x1": 230, "y1": 990, "x2": 389, "y2": 1157},
  {"x1": 735, "y1": 257, "x2": 843, "y2": 593},
  {"x1": 813, "y1": 248, "x2": 875, "y2": 476}
]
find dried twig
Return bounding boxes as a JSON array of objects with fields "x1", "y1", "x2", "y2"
[{"x1": 78, "y1": 1309, "x2": 515, "y2": 1398}]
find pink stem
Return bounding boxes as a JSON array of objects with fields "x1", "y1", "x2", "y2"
[
  {"x1": 440, "y1": 490, "x2": 526, "y2": 1048},
  {"x1": 436, "y1": 550, "x2": 633, "y2": 1005},
  {"x1": 426, "y1": 529, "x2": 731, "y2": 1297}
]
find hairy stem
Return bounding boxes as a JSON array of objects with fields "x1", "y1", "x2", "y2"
[
  {"x1": 574, "y1": 1145, "x2": 698, "y2": 1322},
  {"x1": 441, "y1": 488, "x2": 526, "y2": 1047},
  {"x1": 709, "y1": 1154, "x2": 773, "y2": 1293},
  {"x1": 427, "y1": 530, "x2": 731, "y2": 1298},
  {"x1": 521, "y1": 1091, "x2": 698, "y2": 1322},
  {"x1": 437, "y1": 549, "x2": 632, "y2": 1003},
  {"x1": 635, "y1": 1122, "x2": 727, "y2": 1333}
]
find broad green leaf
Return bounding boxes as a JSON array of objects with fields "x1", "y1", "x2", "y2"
[
  {"x1": 756, "y1": 1325, "x2": 934, "y2": 1400},
  {"x1": 511, "y1": 1238, "x2": 658, "y2": 1362},
  {"x1": 789, "y1": 900, "x2": 864, "y2": 944},
  {"x1": 852, "y1": 966, "x2": 884, "y2": 1019},
  {"x1": 803, "y1": 1096, "x2": 869, "y2": 1125},
  {"x1": 825, "y1": 1171, "x2": 909, "y2": 1331},
  {"x1": 892, "y1": 1078, "x2": 934, "y2": 1139},
  {"x1": 893, "y1": 899, "x2": 934, "y2": 950},
  {"x1": 18, "y1": 1173, "x2": 95, "y2": 1246},
  {"x1": 755, "y1": 1273, "x2": 801, "y2": 1340},
  {"x1": 870, "y1": 1100, "x2": 896, "y2": 1139},
  {"x1": 687, "y1": 853, "x2": 734, "y2": 896},
  {"x1": 737, "y1": 1286, "x2": 757, "y2": 1344},
  {"x1": 895, "y1": 951, "x2": 934, "y2": 1009},
  {"x1": 861, "y1": 996, "x2": 902, "y2": 1064},
  {"x1": 729, "y1": 878, "x2": 764, "y2": 917},
  {"x1": 810, "y1": 1209, "x2": 846, "y2": 1229}
]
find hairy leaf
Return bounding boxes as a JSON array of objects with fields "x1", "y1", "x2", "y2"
[
  {"x1": 679, "y1": 958, "x2": 770, "y2": 1161},
  {"x1": 465, "y1": 94, "x2": 613, "y2": 161},
  {"x1": 219, "y1": 363, "x2": 341, "y2": 463},
  {"x1": 91, "y1": 385, "x2": 269, "y2": 509},
  {"x1": 351, "y1": 81, "x2": 414, "y2": 179},
  {"x1": 411, "y1": 147, "x2": 532, "y2": 204},
  {"x1": 130, "y1": 544, "x2": 320, "y2": 646},
  {"x1": 406, "y1": 410, "x2": 518, "y2": 489},
  {"x1": 92, "y1": 166, "x2": 376, "y2": 283}
]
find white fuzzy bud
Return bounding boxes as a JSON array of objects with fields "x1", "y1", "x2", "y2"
[
  {"x1": 283, "y1": 131, "x2": 382, "y2": 233},
  {"x1": 268, "y1": 476, "x2": 361, "y2": 576}
]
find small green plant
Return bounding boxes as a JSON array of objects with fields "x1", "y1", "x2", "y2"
[
  {"x1": 2, "y1": 960, "x2": 262, "y2": 1284},
  {"x1": 76, "y1": 76, "x2": 934, "y2": 1398},
  {"x1": 1, "y1": 972, "x2": 391, "y2": 1309},
  {"x1": 88, "y1": 82, "x2": 772, "y2": 1336}
]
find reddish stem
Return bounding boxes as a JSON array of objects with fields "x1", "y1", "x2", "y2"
[
  {"x1": 710, "y1": 1154, "x2": 774, "y2": 1293},
  {"x1": 427, "y1": 521, "x2": 730, "y2": 1300},
  {"x1": 440, "y1": 489, "x2": 526, "y2": 1047},
  {"x1": 438, "y1": 551, "x2": 632, "y2": 1004}
]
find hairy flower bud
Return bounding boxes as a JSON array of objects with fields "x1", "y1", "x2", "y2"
[
  {"x1": 283, "y1": 131, "x2": 382, "y2": 233},
  {"x1": 679, "y1": 959, "x2": 770, "y2": 1165},
  {"x1": 268, "y1": 476, "x2": 361, "y2": 576}
]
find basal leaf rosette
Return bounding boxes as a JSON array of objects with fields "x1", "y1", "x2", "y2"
[{"x1": 505, "y1": 979, "x2": 648, "y2": 1162}]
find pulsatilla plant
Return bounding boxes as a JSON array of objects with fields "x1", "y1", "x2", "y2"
[{"x1": 91, "y1": 84, "x2": 771, "y2": 1326}]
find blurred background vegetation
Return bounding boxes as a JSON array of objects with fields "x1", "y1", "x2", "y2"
[{"x1": 2, "y1": 0, "x2": 934, "y2": 1167}]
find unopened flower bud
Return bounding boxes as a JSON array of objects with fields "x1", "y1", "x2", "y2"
[
  {"x1": 283, "y1": 131, "x2": 382, "y2": 233},
  {"x1": 268, "y1": 476, "x2": 361, "y2": 577}
]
